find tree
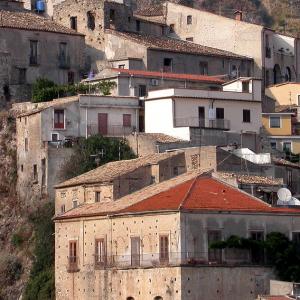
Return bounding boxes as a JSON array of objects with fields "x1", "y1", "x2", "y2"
[{"x1": 60, "y1": 135, "x2": 136, "y2": 180}]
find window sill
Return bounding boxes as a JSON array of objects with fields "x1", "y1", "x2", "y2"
[{"x1": 53, "y1": 128, "x2": 66, "y2": 131}]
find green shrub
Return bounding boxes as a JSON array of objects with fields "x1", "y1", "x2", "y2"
[{"x1": 11, "y1": 233, "x2": 24, "y2": 248}]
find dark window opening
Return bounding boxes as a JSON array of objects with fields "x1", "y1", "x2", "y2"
[
  {"x1": 169, "y1": 24, "x2": 175, "y2": 33},
  {"x1": 199, "y1": 61, "x2": 208, "y2": 75},
  {"x1": 59, "y1": 42, "x2": 69, "y2": 69},
  {"x1": 95, "y1": 238, "x2": 106, "y2": 267},
  {"x1": 3, "y1": 84, "x2": 10, "y2": 102},
  {"x1": 41, "y1": 158, "x2": 46, "y2": 187},
  {"x1": 118, "y1": 64, "x2": 125, "y2": 69},
  {"x1": 54, "y1": 109, "x2": 65, "y2": 129},
  {"x1": 33, "y1": 164, "x2": 38, "y2": 182},
  {"x1": 216, "y1": 108, "x2": 224, "y2": 119},
  {"x1": 207, "y1": 230, "x2": 222, "y2": 263},
  {"x1": 292, "y1": 232, "x2": 300, "y2": 243},
  {"x1": 123, "y1": 114, "x2": 132, "y2": 127},
  {"x1": 186, "y1": 37, "x2": 194, "y2": 42},
  {"x1": 61, "y1": 205, "x2": 65, "y2": 214},
  {"x1": 68, "y1": 241, "x2": 78, "y2": 272},
  {"x1": 287, "y1": 169, "x2": 292, "y2": 187},
  {"x1": 21, "y1": 165, "x2": 23, "y2": 172},
  {"x1": 18, "y1": 68, "x2": 27, "y2": 84},
  {"x1": 138, "y1": 85, "x2": 147, "y2": 97},
  {"x1": 70, "y1": 16, "x2": 77, "y2": 31},
  {"x1": 243, "y1": 109, "x2": 251, "y2": 123},
  {"x1": 109, "y1": 9, "x2": 115, "y2": 22},
  {"x1": 250, "y1": 231, "x2": 264, "y2": 264},
  {"x1": 187, "y1": 15, "x2": 192, "y2": 25},
  {"x1": 242, "y1": 81, "x2": 250, "y2": 92},
  {"x1": 131, "y1": 237, "x2": 140, "y2": 267},
  {"x1": 25, "y1": 137, "x2": 28, "y2": 152},
  {"x1": 159, "y1": 235, "x2": 169, "y2": 264},
  {"x1": 95, "y1": 191, "x2": 101, "y2": 202},
  {"x1": 87, "y1": 11, "x2": 95, "y2": 30},
  {"x1": 136, "y1": 20, "x2": 141, "y2": 32},
  {"x1": 163, "y1": 58, "x2": 173, "y2": 72},
  {"x1": 29, "y1": 40, "x2": 38, "y2": 65},
  {"x1": 68, "y1": 71, "x2": 74, "y2": 85}
]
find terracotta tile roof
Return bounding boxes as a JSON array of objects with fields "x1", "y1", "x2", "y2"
[
  {"x1": 0, "y1": 9, "x2": 84, "y2": 36},
  {"x1": 273, "y1": 157, "x2": 300, "y2": 169},
  {"x1": 219, "y1": 172, "x2": 284, "y2": 186},
  {"x1": 120, "y1": 176, "x2": 300, "y2": 214},
  {"x1": 107, "y1": 30, "x2": 252, "y2": 60},
  {"x1": 55, "y1": 172, "x2": 300, "y2": 220},
  {"x1": 133, "y1": 133, "x2": 187, "y2": 143},
  {"x1": 54, "y1": 170, "x2": 204, "y2": 220},
  {"x1": 55, "y1": 151, "x2": 184, "y2": 188},
  {"x1": 111, "y1": 68, "x2": 225, "y2": 84},
  {"x1": 275, "y1": 105, "x2": 298, "y2": 113},
  {"x1": 135, "y1": 5, "x2": 164, "y2": 17}
]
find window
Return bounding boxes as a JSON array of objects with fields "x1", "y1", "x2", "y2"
[
  {"x1": 154, "y1": 297, "x2": 163, "y2": 300},
  {"x1": 68, "y1": 241, "x2": 78, "y2": 272},
  {"x1": 61, "y1": 205, "x2": 65, "y2": 214},
  {"x1": 68, "y1": 71, "x2": 74, "y2": 85},
  {"x1": 287, "y1": 169, "x2": 292, "y2": 187},
  {"x1": 95, "y1": 238, "x2": 106, "y2": 267},
  {"x1": 138, "y1": 85, "x2": 147, "y2": 97},
  {"x1": 242, "y1": 81, "x2": 249, "y2": 92},
  {"x1": 29, "y1": 40, "x2": 38, "y2": 65},
  {"x1": 270, "y1": 116, "x2": 281, "y2": 128},
  {"x1": 109, "y1": 9, "x2": 115, "y2": 23},
  {"x1": 250, "y1": 231, "x2": 264, "y2": 264},
  {"x1": 270, "y1": 141, "x2": 277, "y2": 150},
  {"x1": 70, "y1": 16, "x2": 77, "y2": 30},
  {"x1": 73, "y1": 200, "x2": 78, "y2": 208},
  {"x1": 186, "y1": 37, "x2": 193, "y2": 42},
  {"x1": 187, "y1": 15, "x2": 192, "y2": 25},
  {"x1": 33, "y1": 164, "x2": 38, "y2": 182},
  {"x1": 159, "y1": 235, "x2": 169, "y2": 264},
  {"x1": 173, "y1": 166, "x2": 179, "y2": 176},
  {"x1": 230, "y1": 64, "x2": 237, "y2": 77},
  {"x1": 207, "y1": 230, "x2": 222, "y2": 263},
  {"x1": 59, "y1": 42, "x2": 68, "y2": 68},
  {"x1": 3, "y1": 84, "x2": 10, "y2": 102},
  {"x1": 298, "y1": 95, "x2": 300, "y2": 106},
  {"x1": 18, "y1": 68, "x2": 26, "y2": 84},
  {"x1": 51, "y1": 133, "x2": 59, "y2": 142},
  {"x1": 21, "y1": 165, "x2": 23, "y2": 172},
  {"x1": 283, "y1": 142, "x2": 292, "y2": 153},
  {"x1": 136, "y1": 20, "x2": 141, "y2": 32},
  {"x1": 199, "y1": 61, "x2": 208, "y2": 75},
  {"x1": 25, "y1": 137, "x2": 28, "y2": 152},
  {"x1": 131, "y1": 237, "x2": 140, "y2": 267},
  {"x1": 118, "y1": 64, "x2": 125, "y2": 69},
  {"x1": 243, "y1": 109, "x2": 251, "y2": 123},
  {"x1": 265, "y1": 35, "x2": 271, "y2": 58},
  {"x1": 163, "y1": 58, "x2": 173, "y2": 72},
  {"x1": 216, "y1": 108, "x2": 224, "y2": 119},
  {"x1": 169, "y1": 24, "x2": 175, "y2": 33},
  {"x1": 95, "y1": 191, "x2": 101, "y2": 203},
  {"x1": 123, "y1": 114, "x2": 132, "y2": 127},
  {"x1": 292, "y1": 232, "x2": 300, "y2": 243},
  {"x1": 54, "y1": 109, "x2": 65, "y2": 129},
  {"x1": 41, "y1": 158, "x2": 46, "y2": 186},
  {"x1": 87, "y1": 11, "x2": 95, "y2": 30}
]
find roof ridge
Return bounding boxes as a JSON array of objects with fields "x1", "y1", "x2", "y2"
[{"x1": 178, "y1": 175, "x2": 199, "y2": 210}]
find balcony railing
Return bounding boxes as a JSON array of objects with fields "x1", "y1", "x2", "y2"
[
  {"x1": 87, "y1": 124, "x2": 136, "y2": 137},
  {"x1": 89, "y1": 250, "x2": 264, "y2": 270},
  {"x1": 67, "y1": 256, "x2": 79, "y2": 273},
  {"x1": 58, "y1": 55, "x2": 70, "y2": 69},
  {"x1": 175, "y1": 117, "x2": 230, "y2": 130}
]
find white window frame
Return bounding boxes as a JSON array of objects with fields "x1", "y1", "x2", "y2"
[{"x1": 269, "y1": 116, "x2": 281, "y2": 128}]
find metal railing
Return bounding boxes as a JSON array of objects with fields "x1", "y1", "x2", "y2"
[
  {"x1": 87, "y1": 124, "x2": 135, "y2": 137},
  {"x1": 89, "y1": 250, "x2": 264, "y2": 269},
  {"x1": 175, "y1": 117, "x2": 230, "y2": 130}
]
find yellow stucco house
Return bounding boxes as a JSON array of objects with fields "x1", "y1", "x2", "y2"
[
  {"x1": 262, "y1": 112, "x2": 300, "y2": 154},
  {"x1": 266, "y1": 82, "x2": 300, "y2": 106}
]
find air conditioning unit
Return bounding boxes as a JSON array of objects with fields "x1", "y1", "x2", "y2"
[{"x1": 151, "y1": 79, "x2": 159, "y2": 86}]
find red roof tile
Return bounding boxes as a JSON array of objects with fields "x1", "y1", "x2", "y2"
[
  {"x1": 111, "y1": 68, "x2": 225, "y2": 84},
  {"x1": 121, "y1": 176, "x2": 300, "y2": 214}
]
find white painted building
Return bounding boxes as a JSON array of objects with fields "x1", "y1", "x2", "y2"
[{"x1": 145, "y1": 78, "x2": 262, "y2": 141}]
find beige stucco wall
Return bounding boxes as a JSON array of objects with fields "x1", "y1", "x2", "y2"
[
  {"x1": 262, "y1": 114, "x2": 292, "y2": 136},
  {"x1": 266, "y1": 83, "x2": 300, "y2": 106},
  {"x1": 54, "y1": 208, "x2": 300, "y2": 299}
]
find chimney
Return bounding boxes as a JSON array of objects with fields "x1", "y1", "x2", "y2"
[{"x1": 234, "y1": 10, "x2": 243, "y2": 21}]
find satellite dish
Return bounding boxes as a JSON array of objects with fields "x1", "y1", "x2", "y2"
[{"x1": 277, "y1": 188, "x2": 292, "y2": 205}]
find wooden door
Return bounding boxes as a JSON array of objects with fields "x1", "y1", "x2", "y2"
[{"x1": 98, "y1": 113, "x2": 108, "y2": 135}]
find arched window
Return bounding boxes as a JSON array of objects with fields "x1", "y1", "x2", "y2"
[
  {"x1": 285, "y1": 67, "x2": 292, "y2": 82},
  {"x1": 154, "y1": 297, "x2": 163, "y2": 300},
  {"x1": 273, "y1": 64, "x2": 282, "y2": 84},
  {"x1": 127, "y1": 297, "x2": 134, "y2": 300}
]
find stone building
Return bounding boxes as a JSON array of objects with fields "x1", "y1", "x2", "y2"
[
  {"x1": 0, "y1": 0, "x2": 85, "y2": 105},
  {"x1": 52, "y1": 0, "x2": 253, "y2": 79},
  {"x1": 54, "y1": 172, "x2": 300, "y2": 300},
  {"x1": 54, "y1": 151, "x2": 186, "y2": 215},
  {"x1": 135, "y1": 1, "x2": 300, "y2": 89},
  {"x1": 16, "y1": 93, "x2": 139, "y2": 202}
]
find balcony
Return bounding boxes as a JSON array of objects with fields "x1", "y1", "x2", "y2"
[
  {"x1": 58, "y1": 55, "x2": 70, "y2": 69},
  {"x1": 87, "y1": 124, "x2": 136, "y2": 137},
  {"x1": 92, "y1": 251, "x2": 264, "y2": 270},
  {"x1": 175, "y1": 117, "x2": 230, "y2": 130},
  {"x1": 67, "y1": 256, "x2": 79, "y2": 273}
]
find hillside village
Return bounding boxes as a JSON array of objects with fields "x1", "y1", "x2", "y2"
[{"x1": 1, "y1": 0, "x2": 300, "y2": 299}]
